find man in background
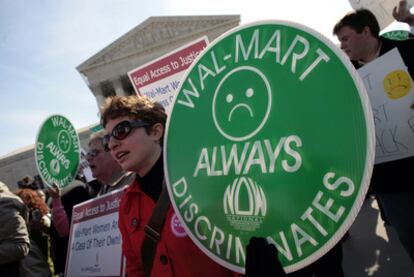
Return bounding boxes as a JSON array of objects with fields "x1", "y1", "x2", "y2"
[
  {"x1": 86, "y1": 130, "x2": 134, "y2": 196},
  {"x1": 333, "y1": 0, "x2": 414, "y2": 261}
]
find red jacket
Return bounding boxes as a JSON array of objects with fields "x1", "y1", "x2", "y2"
[{"x1": 118, "y1": 179, "x2": 240, "y2": 277}]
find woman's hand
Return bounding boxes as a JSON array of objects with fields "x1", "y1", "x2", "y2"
[{"x1": 47, "y1": 183, "x2": 61, "y2": 200}]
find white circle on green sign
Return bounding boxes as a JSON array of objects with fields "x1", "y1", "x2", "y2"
[
  {"x1": 35, "y1": 115, "x2": 81, "y2": 188},
  {"x1": 164, "y1": 21, "x2": 375, "y2": 273},
  {"x1": 213, "y1": 66, "x2": 272, "y2": 141}
]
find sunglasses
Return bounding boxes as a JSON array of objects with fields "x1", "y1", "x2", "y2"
[{"x1": 103, "y1": 120, "x2": 150, "y2": 149}]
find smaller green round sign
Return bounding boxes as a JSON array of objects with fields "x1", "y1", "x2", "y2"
[
  {"x1": 381, "y1": 30, "x2": 410, "y2": 41},
  {"x1": 35, "y1": 115, "x2": 81, "y2": 188},
  {"x1": 165, "y1": 20, "x2": 375, "y2": 273}
]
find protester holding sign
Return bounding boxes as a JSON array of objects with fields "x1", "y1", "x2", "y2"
[
  {"x1": 333, "y1": 0, "x2": 414, "y2": 261},
  {"x1": 48, "y1": 180, "x2": 91, "y2": 275},
  {"x1": 334, "y1": 1, "x2": 413, "y2": 72},
  {"x1": 100, "y1": 95, "x2": 242, "y2": 277},
  {"x1": 50, "y1": 130, "x2": 135, "y2": 234},
  {"x1": 46, "y1": 130, "x2": 134, "y2": 276}
]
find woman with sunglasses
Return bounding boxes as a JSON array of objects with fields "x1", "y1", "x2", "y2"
[{"x1": 101, "y1": 95, "x2": 242, "y2": 277}]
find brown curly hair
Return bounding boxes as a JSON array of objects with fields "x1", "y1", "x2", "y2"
[
  {"x1": 15, "y1": 188, "x2": 49, "y2": 216},
  {"x1": 100, "y1": 95, "x2": 166, "y2": 128},
  {"x1": 100, "y1": 96, "x2": 167, "y2": 146}
]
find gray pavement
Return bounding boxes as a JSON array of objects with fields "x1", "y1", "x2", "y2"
[{"x1": 342, "y1": 196, "x2": 414, "y2": 277}]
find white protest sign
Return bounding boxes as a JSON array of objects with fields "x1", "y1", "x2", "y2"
[
  {"x1": 80, "y1": 148, "x2": 95, "y2": 183},
  {"x1": 349, "y1": 0, "x2": 414, "y2": 30},
  {"x1": 358, "y1": 47, "x2": 414, "y2": 164},
  {"x1": 65, "y1": 188, "x2": 126, "y2": 277},
  {"x1": 128, "y1": 36, "x2": 208, "y2": 114}
]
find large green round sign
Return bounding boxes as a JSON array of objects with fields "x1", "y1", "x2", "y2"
[
  {"x1": 165, "y1": 21, "x2": 375, "y2": 273},
  {"x1": 35, "y1": 115, "x2": 81, "y2": 188}
]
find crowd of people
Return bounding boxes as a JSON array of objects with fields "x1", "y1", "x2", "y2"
[
  {"x1": 0, "y1": 122, "x2": 135, "y2": 277},
  {"x1": 1, "y1": 1, "x2": 413, "y2": 276},
  {"x1": 0, "y1": 125, "x2": 136, "y2": 276}
]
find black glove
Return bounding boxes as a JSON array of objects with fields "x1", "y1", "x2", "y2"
[{"x1": 245, "y1": 237, "x2": 286, "y2": 277}]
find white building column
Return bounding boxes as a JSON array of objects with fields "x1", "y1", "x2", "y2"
[
  {"x1": 92, "y1": 84, "x2": 106, "y2": 112},
  {"x1": 112, "y1": 77, "x2": 126, "y2": 96}
]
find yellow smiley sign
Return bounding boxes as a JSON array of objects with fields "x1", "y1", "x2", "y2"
[{"x1": 383, "y1": 70, "x2": 412, "y2": 99}]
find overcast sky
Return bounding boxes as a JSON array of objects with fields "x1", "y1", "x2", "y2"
[{"x1": 0, "y1": 0, "x2": 410, "y2": 157}]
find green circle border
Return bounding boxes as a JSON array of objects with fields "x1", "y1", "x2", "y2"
[
  {"x1": 164, "y1": 20, "x2": 375, "y2": 273},
  {"x1": 35, "y1": 114, "x2": 81, "y2": 188}
]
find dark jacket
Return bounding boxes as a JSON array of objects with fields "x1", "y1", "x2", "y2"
[
  {"x1": 49, "y1": 182, "x2": 90, "y2": 274},
  {"x1": 0, "y1": 182, "x2": 30, "y2": 276}
]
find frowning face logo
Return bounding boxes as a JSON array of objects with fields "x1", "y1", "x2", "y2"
[
  {"x1": 383, "y1": 70, "x2": 412, "y2": 100},
  {"x1": 57, "y1": 130, "x2": 71, "y2": 154},
  {"x1": 212, "y1": 66, "x2": 272, "y2": 141}
]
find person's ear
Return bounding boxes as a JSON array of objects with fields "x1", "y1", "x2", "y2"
[
  {"x1": 362, "y1": 26, "x2": 372, "y2": 37},
  {"x1": 149, "y1": 123, "x2": 164, "y2": 141}
]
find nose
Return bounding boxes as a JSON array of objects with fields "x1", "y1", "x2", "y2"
[
  {"x1": 86, "y1": 155, "x2": 92, "y2": 163},
  {"x1": 86, "y1": 153, "x2": 93, "y2": 163},
  {"x1": 339, "y1": 40, "x2": 348, "y2": 51},
  {"x1": 108, "y1": 136, "x2": 120, "y2": 151}
]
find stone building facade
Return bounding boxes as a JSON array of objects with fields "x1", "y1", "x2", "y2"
[
  {"x1": 0, "y1": 15, "x2": 240, "y2": 190},
  {"x1": 77, "y1": 15, "x2": 240, "y2": 110}
]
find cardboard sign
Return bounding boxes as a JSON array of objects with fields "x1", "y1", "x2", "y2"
[
  {"x1": 65, "y1": 188, "x2": 126, "y2": 277},
  {"x1": 358, "y1": 47, "x2": 414, "y2": 164},
  {"x1": 128, "y1": 37, "x2": 208, "y2": 114},
  {"x1": 165, "y1": 21, "x2": 375, "y2": 273},
  {"x1": 80, "y1": 149, "x2": 95, "y2": 183}
]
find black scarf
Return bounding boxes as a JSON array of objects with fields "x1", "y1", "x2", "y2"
[{"x1": 137, "y1": 154, "x2": 164, "y2": 202}]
